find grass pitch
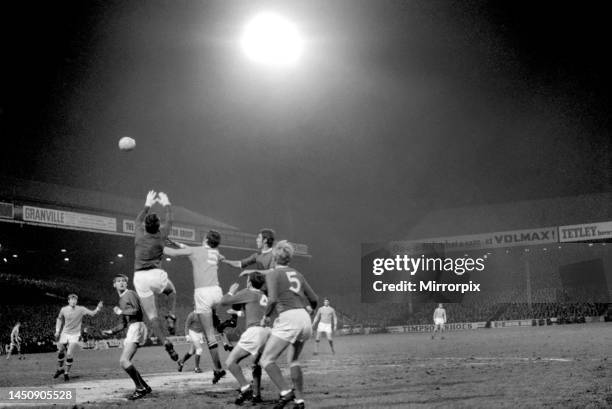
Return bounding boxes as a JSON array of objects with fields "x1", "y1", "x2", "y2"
[{"x1": 1, "y1": 323, "x2": 610, "y2": 408}]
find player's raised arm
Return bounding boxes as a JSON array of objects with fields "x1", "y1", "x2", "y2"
[
  {"x1": 221, "y1": 258, "x2": 243, "y2": 268},
  {"x1": 239, "y1": 268, "x2": 273, "y2": 277},
  {"x1": 163, "y1": 244, "x2": 192, "y2": 257},
  {"x1": 220, "y1": 283, "x2": 252, "y2": 306},
  {"x1": 222, "y1": 253, "x2": 256, "y2": 269},
  {"x1": 136, "y1": 190, "x2": 157, "y2": 224},
  {"x1": 84, "y1": 301, "x2": 103, "y2": 316},
  {"x1": 157, "y1": 192, "x2": 172, "y2": 236}
]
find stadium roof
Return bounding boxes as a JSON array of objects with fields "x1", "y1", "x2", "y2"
[
  {"x1": 0, "y1": 177, "x2": 238, "y2": 231},
  {"x1": 402, "y1": 192, "x2": 612, "y2": 240}
]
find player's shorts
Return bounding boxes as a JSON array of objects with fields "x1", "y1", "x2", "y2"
[
  {"x1": 237, "y1": 326, "x2": 271, "y2": 355},
  {"x1": 133, "y1": 269, "x2": 170, "y2": 298},
  {"x1": 59, "y1": 333, "x2": 80, "y2": 345},
  {"x1": 124, "y1": 322, "x2": 148, "y2": 346},
  {"x1": 194, "y1": 286, "x2": 223, "y2": 314},
  {"x1": 188, "y1": 329, "x2": 204, "y2": 345},
  {"x1": 316, "y1": 322, "x2": 333, "y2": 336},
  {"x1": 271, "y1": 309, "x2": 312, "y2": 344},
  {"x1": 434, "y1": 318, "x2": 445, "y2": 326}
]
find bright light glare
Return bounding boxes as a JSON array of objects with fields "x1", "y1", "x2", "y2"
[{"x1": 241, "y1": 12, "x2": 303, "y2": 66}]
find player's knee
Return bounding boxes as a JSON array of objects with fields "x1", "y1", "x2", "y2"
[
  {"x1": 66, "y1": 357, "x2": 74, "y2": 364},
  {"x1": 195, "y1": 347, "x2": 203, "y2": 355},
  {"x1": 119, "y1": 357, "x2": 132, "y2": 368},
  {"x1": 289, "y1": 361, "x2": 301, "y2": 369},
  {"x1": 207, "y1": 341, "x2": 218, "y2": 350},
  {"x1": 259, "y1": 355, "x2": 273, "y2": 369}
]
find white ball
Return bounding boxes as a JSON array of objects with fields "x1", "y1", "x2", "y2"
[{"x1": 118, "y1": 136, "x2": 136, "y2": 151}]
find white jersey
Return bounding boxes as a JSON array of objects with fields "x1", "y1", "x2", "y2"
[
  {"x1": 433, "y1": 307, "x2": 446, "y2": 323},
  {"x1": 58, "y1": 306, "x2": 91, "y2": 335},
  {"x1": 315, "y1": 306, "x2": 337, "y2": 325},
  {"x1": 10, "y1": 325, "x2": 20, "y2": 343}
]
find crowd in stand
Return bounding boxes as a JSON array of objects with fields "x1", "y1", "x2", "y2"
[
  {"x1": 332, "y1": 285, "x2": 610, "y2": 328},
  {"x1": 1, "y1": 268, "x2": 610, "y2": 353},
  {"x1": 1, "y1": 298, "x2": 239, "y2": 355}
]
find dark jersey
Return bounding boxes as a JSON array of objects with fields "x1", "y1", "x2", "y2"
[
  {"x1": 220, "y1": 288, "x2": 268, "y2": 328},
  {"x1": 110, "y1": 290, "x2": 144, "y2": 333},
  {"x1": 185, "y1": 311, "x2": 204, "y2": 333},
  {"x1": 134, "y1": 205, "x2": 171, "y2": 271},
  {"x1": 240, "y1": 249, "x2": 275, "y2": 270},
  {"x1": 264, "y1": 266, "x2": 318, "y2": 316}
]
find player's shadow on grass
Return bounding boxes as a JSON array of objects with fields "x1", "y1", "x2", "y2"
[
  {"x1": 409, "y1": 378, "x2": 489, "y2": 388},
  {"x1": 189, "y1": 390, "x2": 279, "y2": 407},
  {"x1": 328, "y1": 393, "x2": 500, "y2": 408}
]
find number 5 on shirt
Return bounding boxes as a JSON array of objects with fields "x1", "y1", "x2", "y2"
[{"x1": 286, "y1": 271, "x2": 301, "y2": 293}]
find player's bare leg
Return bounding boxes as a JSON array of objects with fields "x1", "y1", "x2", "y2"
[
  {"x1": 162, "y1": 282, "x2": 177, "y2": 335},
  {"x1": 213, "y1": 309, "x2": 234, "y2": 351},
  {"x1": 179, "y1": 340, "x2": 203, "y2": 373},
  {"x1": 63, "y1": 342, "x2": 79, "y2": 381},
  {"x1": 314, "y1": 332, "x2": 320, "y2": 355},
  {"x1": 225, "y1": 346, "x2": 253, "y2": 404},
  {"x1": 54, "y1": 343, "x2": 67, "y2": 378},
  {"x1": 197, "y1": 311, "x2": 225, "y2": 382},
  {"x1": 140, "y1": 295, "x2": 178, "y2": 361},
  {"x1": 193, "y1": 352, "x2": 202, "y2": 372},
  {"x1": 6, "y1": 344, "x2": 14, "y2": 360},
  {"x1": 251, "y1": 351, "x2": 264, "y2": 402},
  {"x1": 288, "y1": 341, "x2": 306, "y2": 404},
  {"x1": 120, "y1": 342, "x2": 151, "y2": 400},
  {"x1": 177, "y1": 344, "x2": 195, "y2": 372},
  {"x1": 260, "y1": 335, "x2": 294, "y2": 407},
  {"x1": 140, "y1": 295, "x2": 165, "y2": 342}
]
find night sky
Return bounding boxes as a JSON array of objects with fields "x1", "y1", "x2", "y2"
[{"x1": 1, "y1": 0, "x2": 610, "y2": 294}]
